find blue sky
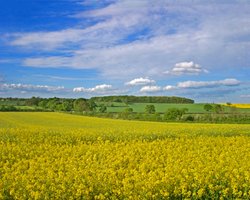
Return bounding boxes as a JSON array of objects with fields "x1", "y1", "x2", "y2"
[{"x1": 0, "y1": 0, "x2": 250, "y2": 102}]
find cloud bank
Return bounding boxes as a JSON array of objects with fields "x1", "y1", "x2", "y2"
[{"x1": 5, "y1": 1, "x2": 250, "y2": 78}]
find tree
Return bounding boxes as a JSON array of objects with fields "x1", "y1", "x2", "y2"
[
  {"x1": 163, "y1": 108, "x2": 188, "y2": 121},
  {"x1": 38, "y1": 100, "x2": 48, "y2": 109},
  {"x1": 26, "y1": 96, "x2": 40, "y2": 106},
  {"x1": 121, "y1": 107, "x2": 133, "y2": 119},
  {"x1": 213, "y1": 104, "x2": 224, "y2": 114},
  {"x1": 153, "y1": 112, "x2": 162, "y2": 121},
  {"x1": 88, "y1": 100, "x2": 97, "y2": 111},
  {"x1": 184, "y1": 115, "x2": 195, "y2": 121},
  {"x1": 204, "y1": 104, "x2": 213, "y2": 112},
  {"x1": 145, "y1": 105, "x2": 156, "y2": 114},
  {"x1": 123, "y1": 107, "x2": 133, "y2": 113},
  {"x1": 73, "y1": 98, "x2": 89, "y2": 112},
  {"x1": 62, "y1": 101, "x2": 73, "y2": 111},
  {"x1": 47, "y1": 98, "x2": 59, "y2": 110},
  {"x1": 99, "y1": 104, "x2": 107, "y2": 113},
  {"x1": 56, "y1": 103, "x2": 64, "y2": 111}
]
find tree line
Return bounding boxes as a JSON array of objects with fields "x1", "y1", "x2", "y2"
[
  {"x1": 0, "y1": 96, "x2": 194, "y2": 112},
  {"x1": 90, "y1": 95, "x2": 194, "y2": 104}
]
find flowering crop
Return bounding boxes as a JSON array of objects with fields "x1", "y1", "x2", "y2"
[
  {"x1": 0, "y1": 112, "x2": 250, "y2": 199},
  {"x1": 229, "y1": 104, "x2": 250, "y2": 109}
]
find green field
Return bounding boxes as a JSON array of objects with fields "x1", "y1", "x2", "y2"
[{"x1": 104, "y1": 103, "x2": 250, "y2": 113}]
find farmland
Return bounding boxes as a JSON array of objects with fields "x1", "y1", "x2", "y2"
[
  {"x1": 1, "y1": 112, "x2": 250, "y2": 199},
  {"x1": 1, "y1": 97, "x2": 250, "y2": 125},
  {"x1": 104, "y1": 102, "x2": 250, "y2": 113},
  {"x1": 228, "y1": 104, "x2": 250, "y2": 109}
]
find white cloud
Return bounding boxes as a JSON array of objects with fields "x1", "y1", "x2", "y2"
[
  {"x1": 177, "y1": 78, "x2": 240, "y2": 89},
  {"x1": 4, "y1": 1, "x2": 250, "y2": 79},
  {"x1": 140, "y1": 85, "x2": 161, "y2": 93},
  {"x1": 9, "y1": 29, "x2": 85, "y2": 49},
  {"x1": 125, "y1": 77, "x2": 155, "y2": 86},
  {"x1": 73, "y1": 84, "x2": 112, "y2": 93},
  {"x1": 163, "y1": 85, "x2": 177, "y2": 91},
  {"x1": 164, "y1": 61, "x2": 209, "y2": 75},
  {"x1": 9, "y1": 1, "x2": 149, "y2": 51},
  {"x1": 0, "y1": 83, "x2": 65, "y2": 92},
  {"x1": 22, "y1": 34, "x2": 200, "y2": 77},
  {"x1": 34, "y1": 74, "x2": 84, "y2": 81},
  {"x1": 164, "y1": 78, "x2": 241, "y2": 90}
]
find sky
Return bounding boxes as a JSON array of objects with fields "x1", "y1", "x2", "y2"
[{"x1": 0, "y1": 0, "x2": 250, "y2": 102}]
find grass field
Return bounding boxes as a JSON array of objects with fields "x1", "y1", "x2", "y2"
[
  {"x1": 1, "y1": 112, "x2": 250, "y2": 199},
  {"x1": 105, "y1": 102, "x2": 250, "y2": 113}
]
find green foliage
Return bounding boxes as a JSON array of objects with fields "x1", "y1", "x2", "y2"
[
  {"x1": 46, "y1": 98, "x2": 59, "y2": 110},
  {"x1": 0, "y1": 98, "x2": 26, "y2": 106},
  {"x1": 145, "y1": 105, "x2": 156, "y2": 114},
  {"x1": 204, "y1": 104, "x2": 213, "y2": 112},
  {"x1": 25, "y1": 96, "x2": 41, "y2": 106},
  {"x1": 164, "y1": 108, "x2": 188, "y2": 120},
  {"x1": 123, "y1": 107, "x2": 133, "y2": 113},
  {"x1": 203, "y1": 104, "x2": 224, "y2": 114},
  {"x1": 73, "y1": 98, "x2": 89, "y2": 112},
  {"x1": 99, "y1": 105, "x2": 107, "y2": 113},
  {"x1": 88, "y1": 100, "x2": 97, "y2": 111},
  {"x1": 154, "y1": 113, "x2": 162, "y2": 121},
  {"x1": 38, "y1": 100, "x2": 48, "y2": 108},
  {"x1": 213, "y1": 104, "x2": 224, "y2": 114},
  {"x1": 91, "y1": 95, "x2": 194, "y2": 104},
  {"x1": 0, "y1": 105, "x2": 17, "y2": 111},
  {"x1": 184, "y1": 115, "x2": 195, "y2": 121},
  {"x1": 62, "y1": 101, "x2": 73, "y2": 111}
]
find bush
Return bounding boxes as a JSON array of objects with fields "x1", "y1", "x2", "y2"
[
  {"x1": 145, "y1": 105, "x2": 156, "y2": 114},
  {"x1": 164, "y1": 108, "x2": 188, "y2": 121},
  {"x1": 99, "y1": 105, "x2": 107, "y2": 113},
  {"x1": 184, "y1": 115, "x2": 194, "y2": 121}
]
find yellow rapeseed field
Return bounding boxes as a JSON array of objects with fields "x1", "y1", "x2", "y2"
[
  {"x1": 229, "y1": 104, "x2": 250, "y2": 109},
  {"x1": 0, "y1": 112, "x2": 250, "y2": 199}
]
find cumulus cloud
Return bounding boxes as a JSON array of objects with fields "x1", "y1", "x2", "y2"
[
  {"x1": 164, "y1": 61, "x2": 209, "y2": 75},
  {"x1": 164, "y1": 78, "x2": 241, "y2": 90},
  {"x1": 73, "y1": 84, "x2": 113, "y2": 93},
  {"x1": 0, "y1": 83, "x2": 65, "y2": 92},
  {"x1": 140, "y1": 85, "x2": 161, "y2": 93},
  {"x1": 125, "y1": 77, "x2": 155, "y2": 86}
]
